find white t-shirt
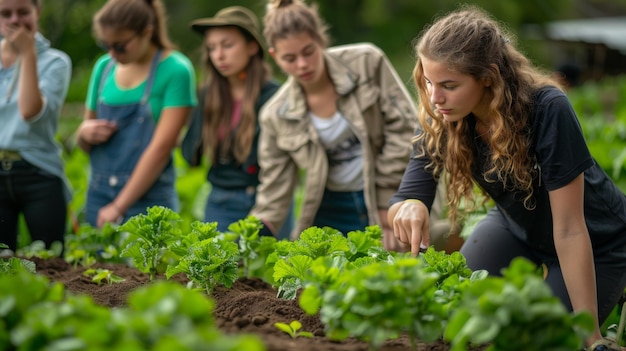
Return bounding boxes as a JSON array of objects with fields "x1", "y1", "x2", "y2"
[{"x1": 310, "y1": 111, "x2": 363, "y2": 191}]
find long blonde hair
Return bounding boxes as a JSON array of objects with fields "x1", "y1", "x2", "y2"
[
  {"x1": 412, "y1": 5, "x2": 561, "y2": 223},
  {"x1": 201, "y1": 28, "x2": 271, "y2": 164}
]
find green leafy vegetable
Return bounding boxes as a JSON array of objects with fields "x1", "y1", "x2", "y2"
[
  {"x1": 166, "y1": 237, "x2": 240, "y2": 294},
  {"x1": 169, "y1": 220, "x2": 222, "y2": 258},
  {"x1": 267, "y1": 225, "x2": 390, "y2": 300},
  {"x1": 228, "y1": 216, "x2": 277, "y2": 280},
  {"x1": 119, "y1": 206, "x2": 183, "y2": 280},
  {"x1": 444, "y1": 257, "x2": 595, "y2": 351},
  {"x1": 0, "y1": 244, "x2": 36, "y2": 275},
  {"x1": 16, "y1": 240, "x2": 62, "y2": 259},
  {"x1": 2, "y1": 268, "x2": 265, "y2": 351},
  {"x1": 318, "y1": 257, "x2": 445, "y2": 349},
  {"x1": 64, "y1": 222, "x2": 123, "y2": 267}
]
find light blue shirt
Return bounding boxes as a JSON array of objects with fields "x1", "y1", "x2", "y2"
[{"x1": 0, "y1": 33, "x2": 73, "y2": 202}]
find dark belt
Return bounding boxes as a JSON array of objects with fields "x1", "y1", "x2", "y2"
[{"x1": 0, "y1": 150, "x2": 22, "y2": 171}]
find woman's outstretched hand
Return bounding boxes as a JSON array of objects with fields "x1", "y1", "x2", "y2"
[
  {"x1": 380, "y1": 208, "x2": 409, "y2": 253},
  {"x1": 389, "y1": 199, "x2": 430, "y2": 256}
]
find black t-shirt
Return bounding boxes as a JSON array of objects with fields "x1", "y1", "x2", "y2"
[
  {"x1": 181, "y1": 81, "x2": 281, "y2": 189},
  {"x1": 391, "y1": 86, "x2": 626, "y2": 255}
]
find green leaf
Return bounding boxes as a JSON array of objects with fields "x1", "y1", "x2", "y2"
[
  {"x1": 299, "y1": 285, "x2": 322, "y2": 315},
  {"x1": 289, "y1": 320, "x2": 302, "y2": 331},
  {"x1": 274, "y1": 322, "x2": 295, "y2": 337}
]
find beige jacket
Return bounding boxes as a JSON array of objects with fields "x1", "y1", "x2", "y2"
[{"x1": 251, "y1": 43, "x2": 417, "y2": 238}]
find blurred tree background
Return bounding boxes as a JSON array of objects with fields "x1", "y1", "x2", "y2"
[{"x1": 38, "y1": 0, "x2": 626, "y2": 102}]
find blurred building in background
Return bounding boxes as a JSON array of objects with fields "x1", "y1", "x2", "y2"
[
  {"x1": 524, "y1": 0, "x2": 626, "y2": 84},
  {"x1": 542, "y1": 17, "x2": 626, "y2": 82}
]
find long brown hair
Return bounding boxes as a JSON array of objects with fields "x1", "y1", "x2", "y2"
[
  {"x1": 263, "y1": 0, "x2": 329, "y2": 48},
  {"x1": 202, "y1": 28, "x2": 271, "y2": 164},
  {"x1": 412, "y1": 5, "x2": 561, "y2": 223},
  {"x1": 93, "y1": 0, "x2": 176, "y2": 50}
]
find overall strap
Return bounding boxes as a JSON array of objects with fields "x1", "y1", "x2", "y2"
[
  {"x1": 140, "y1": 49, "x2": 162, "y2": 105},
  {"x1": 97, "y1": 49, "x2": 162, "y2": 103},
  {"x1": 97, "y1": 58, "x2": 116, "y2": 97}
]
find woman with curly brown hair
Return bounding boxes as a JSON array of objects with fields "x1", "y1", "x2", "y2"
[{"x1": 389, "y1": 5, "x2": 626, "y2": 349}]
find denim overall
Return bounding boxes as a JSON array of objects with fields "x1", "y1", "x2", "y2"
[{"x1": 86, "y1": 51, "x2": 177, "y2": 226}]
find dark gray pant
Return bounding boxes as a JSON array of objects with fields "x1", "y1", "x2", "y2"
[
  {"x1": 0, "y1": 160, "x2": 67, "y2": 251},
  {"x1": 460, "y1": 207, "x2": 626, "y2": 324}
]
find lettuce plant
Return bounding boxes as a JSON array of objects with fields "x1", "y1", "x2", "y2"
[
  {"x1": 444, "y1": 257, "x2": 595, "y2": 351},
  {"x1": 169, "y1": 220, "x2": 222, "y2": 258},
  {"x1": 2, "y1": 267, "x2": 265, "y2": 351},
  {"x1": 228, "y1": 216, "x2": 277, "y2": 280},
  {"x1": 64, "y1": 222, "x2": 123, "y2": 267},
  {"x1": 119, "y1": 206, "x2": 183, "y2": 281},
  {"x1": 345, "y1": 225, "x2": 385, "y2": 260},
  {"x1": 16, "y1": 240, "x2": 63, "y2": 259},
  {"x1": 298, "y1": 255, "x2": 349, "y2": 315},
  {"x1": 0, "y1": 244, "x2": 36, "y2": 274},
  {"x1": 317, "y1": 257, "x2": 445, "y2": 349},
  {"x1": 11, "y1": 294, "x2": 116, "y2": 350},
  {"x1": 267, "y1": 226, "x2": 390, "y2": 299},
  {"x1": 0, "y1": 268, "x2": 65, "y2": 349},
  {"x1": 120, "y1": 280, "x2": 266, "y2": 350},
  {"x1": 166, "y1": 237, "x2": 239, "y2": 294}
]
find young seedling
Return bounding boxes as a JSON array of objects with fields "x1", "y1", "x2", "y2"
[
  {"x1": 83, "y1": 268, "x2": 126, "y2": 285},
  {"x1": 16, "y1": 240, "x2": 63, "y2": 259},
  {"x1": 274, "y1": 320, "x2": 314, "y2": 339}
]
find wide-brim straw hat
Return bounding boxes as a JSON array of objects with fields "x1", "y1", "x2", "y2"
[{"x1": 190, "y1": 6, "x2": 266, "y2": 57}]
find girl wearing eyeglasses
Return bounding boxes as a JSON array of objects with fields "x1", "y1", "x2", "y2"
[
  {"x1": 0, "y1": 0, "x2": 72, "y2": 253},
  {"x1": 76, "y1": 0, "x2": 197, "y2": 228}
]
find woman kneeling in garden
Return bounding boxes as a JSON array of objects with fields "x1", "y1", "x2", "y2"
[{"x1": 388, "y1": 5, "x2": 626, "y2": 349}]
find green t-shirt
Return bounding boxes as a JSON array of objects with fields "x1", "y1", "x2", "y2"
[{"x1": 85, "y1": 50, "x2": 197, "y2": 121}]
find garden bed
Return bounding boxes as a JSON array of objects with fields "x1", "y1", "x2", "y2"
[{"x1": 31, "y1": 257, "x2": 485, "y2": 351}]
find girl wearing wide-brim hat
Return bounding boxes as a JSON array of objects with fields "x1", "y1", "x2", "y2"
[{"x1": 182, "y1": 6, "x2": 294, "y2": 239}]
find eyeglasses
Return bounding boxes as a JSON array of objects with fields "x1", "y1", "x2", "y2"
[{"x1": 97, "y1": 34, "x2": 137, "y2": 54}]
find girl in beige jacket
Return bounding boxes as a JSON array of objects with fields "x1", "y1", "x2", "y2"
[{"x1": 251, "y1": 0, "x2": 416, "y2": 245}]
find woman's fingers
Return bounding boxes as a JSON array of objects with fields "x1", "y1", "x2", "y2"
[
  {"x1": 392, "y1": 200, "x2": 430, "y2": 256},
  {"x1": 79, "y1": 120, "x2": 117, "y2": 144}
]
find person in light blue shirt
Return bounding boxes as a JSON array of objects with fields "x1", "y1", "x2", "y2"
[{"x1": 0, "y1": 0, "x2": 72, "y2": 253}]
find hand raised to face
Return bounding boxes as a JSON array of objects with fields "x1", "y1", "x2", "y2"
[{"x1": 0, "y1": 0, "x2": 39, "y2": 55}]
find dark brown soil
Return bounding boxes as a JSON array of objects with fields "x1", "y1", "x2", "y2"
[{"x1": 31, "y1": 257, "x2": 486, "y2": 351}]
